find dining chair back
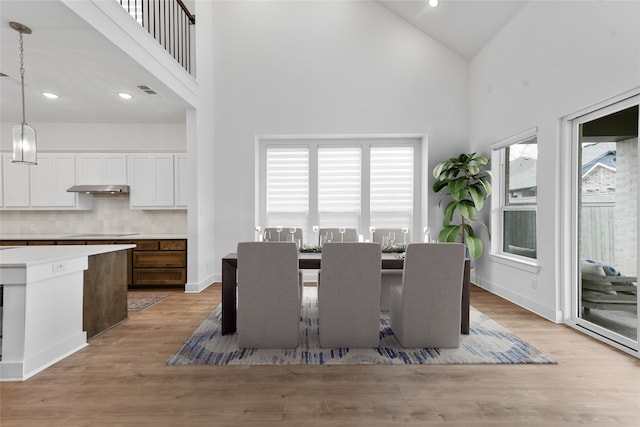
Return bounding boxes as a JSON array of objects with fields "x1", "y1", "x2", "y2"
[
  {"x1": 263, "y1": 227, "x2": 303, "y2": 244},
  {"x1": 318, "y1": 227, "x2": 358, "y2": 245},
  {"x1": 237, "y1": 241, "x2": 302, "y2": 348},
  {"x1": 318, "y1": 242, "x2": 381, "y2": 348},
  {"x1": 372, "y1": 228, "x2": 410, "y2": 246},
  {"x1": 390, "y1": 243, "x2": 465, "y2": 348}
]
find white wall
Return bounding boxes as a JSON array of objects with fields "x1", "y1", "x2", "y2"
[
  {"x1": 469, "y1": 0, "x2": 640, "y2": 320},
  {"x1": 1, "y1": 122, "x2": 186, "y2": 152},
  {"x1": 211, "y1": 0, "x2": 470, "y2": 279}
]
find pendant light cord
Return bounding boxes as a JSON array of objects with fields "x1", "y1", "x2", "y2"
[{"x1": 19, "y1": 31, "x2": 26, "y2": 124}]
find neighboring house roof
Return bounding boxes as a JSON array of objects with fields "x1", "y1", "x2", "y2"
[
  {"x1": 509, "y1": 143, "x2": 618, "y2": 192},
  {"x1": 581, "y1": 143, "x2": 616, "y2": 177}
]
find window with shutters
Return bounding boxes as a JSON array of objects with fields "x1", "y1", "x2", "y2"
[{"x1": 259, "y1": 136, "x2": 421, "y2": 245}]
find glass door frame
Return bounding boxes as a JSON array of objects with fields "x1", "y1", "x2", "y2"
[{"x1": 560, "y1": 89, "x2": 639, "y2": 357}]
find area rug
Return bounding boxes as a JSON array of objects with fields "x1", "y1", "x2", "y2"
[
  {"x1": 167, "y1": 288, "x2": 555, "y2": 366},
  {"x1": 127, "y1": 293, "x2": 171, "y2": 312}
]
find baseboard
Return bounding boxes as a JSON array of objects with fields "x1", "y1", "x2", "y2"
[
  {"x1": 475, "y1": 278, "x2": 563, "y2": 323},
  {"x1": 185, "y1": 274, "x2": 216, "y2": 293}
]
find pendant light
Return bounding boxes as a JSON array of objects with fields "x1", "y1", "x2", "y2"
[{"x1": 10, "y1": 21, "x2": 37, "y2": 165}]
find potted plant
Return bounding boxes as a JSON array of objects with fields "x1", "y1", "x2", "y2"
[{"x1": 432, "y1": 152, "x2": 492, "y2": 259}]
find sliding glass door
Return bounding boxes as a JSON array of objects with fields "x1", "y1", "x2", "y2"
[{"x1": 572, "y1": 96, "x2": 639, "y2": 352}]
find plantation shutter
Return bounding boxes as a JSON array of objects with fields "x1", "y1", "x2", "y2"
[
  {"x1": 370, "y1": 145, "x2": 414, "y2": 229},
  {"x1": 318, "y1": 146, "x2": 361, "y2": 228},
  {"x1": 265, "y1": 146, "x2": 309, "y2": 230}
]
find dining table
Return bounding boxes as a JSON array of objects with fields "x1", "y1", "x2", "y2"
[{"x1": 221, "y1": 252, "x2": 471, "y2": 336}]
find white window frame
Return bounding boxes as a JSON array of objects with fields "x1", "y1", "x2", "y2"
[
  {"x1": 490, "y1": 127, "x2": 540, "y2": 272},
  {"x1": 256, "y1": 134, "x2": 425, "y2": 245}
]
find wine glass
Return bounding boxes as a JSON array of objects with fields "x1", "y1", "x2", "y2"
[
  {"x1": 263, "y1": 230, "x2": 271, "y2": 241},
  {"x1": 338, "y1": 227, "x2": 346, "y2": 242},
  {"x1": 276, "y1": 225, "x2": 283, "y2": 241},
  {"x1": 325, "y1": 231, "x2": 333, "y2": 244},
  {"x1": 289, "y1": 227, "x2": 297, "y2": 242},
  {"x1": 402, "y1": 227, "x2": 409, "y2": 245},
  {"x1": 424, "y1": 226, "x2": 431, "y2": 243},
  {"x1": 388, "y1": 231, "x2": 396, "y2": 246},
  {"x1": 255, "y1": 225, "x2": 262, "y2": 241},
  {"x1": 312, "y1": 225, "x2": 319, "y2": 246}
]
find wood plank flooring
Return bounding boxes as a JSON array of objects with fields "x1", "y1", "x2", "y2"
[{"x1": 1, "y1": 284, "x2": 638, "y2": 426}]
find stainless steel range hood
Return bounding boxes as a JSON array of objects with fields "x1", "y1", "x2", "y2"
[{"x1": 67, "y1": 185, "x2": 130, "y2": 194}]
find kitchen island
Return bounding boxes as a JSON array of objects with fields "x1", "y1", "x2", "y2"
[{"x1": 0, "y1": 244, "x2": 134, "y2": 381}]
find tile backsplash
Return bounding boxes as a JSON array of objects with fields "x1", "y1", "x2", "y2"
[{"x1": 0, "y1": 194, "x2": 187, "y2": 235}]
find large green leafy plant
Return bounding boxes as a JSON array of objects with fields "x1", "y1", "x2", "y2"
[{"x1": 432, "y1": 153, "x2": 492, "y2": 259}]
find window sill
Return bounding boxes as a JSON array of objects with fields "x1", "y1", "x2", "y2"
[{"x1": 489, "y1": 253, "x2": 540, "y2": 274}]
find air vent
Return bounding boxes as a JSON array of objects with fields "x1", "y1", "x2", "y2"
[{"x1": 137, "y1": 84, "x2": 157, "y2": 95}]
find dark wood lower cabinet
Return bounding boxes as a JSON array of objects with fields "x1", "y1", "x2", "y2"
[{"x1": 0, "y1": 239, "x2": 187, "y2": 290}]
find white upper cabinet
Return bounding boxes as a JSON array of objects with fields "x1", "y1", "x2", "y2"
[
  {"x1": 76, "y1": 153, "x2": 127, "y2": 185},
  {"x1": 2, "y1": 154, "x2": 30, "y2": 207},
  {"x1": 128, "y1": 153, "x2": 185, "y2": 209},
  {"x1": 30, "y1": 154, "x2": 77, "y2": 207},
  {"x1": 174, "y1": 154, "x2": 188, "y2": 208}
]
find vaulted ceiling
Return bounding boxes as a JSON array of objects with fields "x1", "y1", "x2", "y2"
[{"x1": 1, "y1": 0, "x2": 526, "y2": 124}]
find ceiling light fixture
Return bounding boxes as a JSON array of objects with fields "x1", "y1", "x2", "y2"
[
  {"x1": 42, "y1": 92, "x2": 58, "y2": 99},
  {"x1": 118, "y1": 92, "x2": 133, "y2": 100},
  {"x1": 429, "y1": 0, "x2": 439, "y2": 7},
  {"x1": 10, "y1": 21, "x2": 37, "y2": 165}
]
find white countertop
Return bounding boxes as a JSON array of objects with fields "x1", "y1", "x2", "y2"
[
  {"x1": 0, "y1": 234, "x2": 186, "y2": 240},
  {"x1": 0, "y1": 244, "x2": 135, "y2": 267}
]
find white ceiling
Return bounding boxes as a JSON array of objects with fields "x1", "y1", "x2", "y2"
[
  {"x1": 1, "y1": 0, "x2": 526, "y2": 124},
  {"x1": 378, "y1": 0, "x2": 528, "y2": 60}
]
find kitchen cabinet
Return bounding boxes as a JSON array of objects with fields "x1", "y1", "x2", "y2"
[
  {"x1": 174, "y1": 154, "x2": 188, "y2": 207},
  {"x1": 76, "y1": 153, "x2": 127, "y2": 185},
  {"x1": 130, "y1": 239, "x2": 186, "y2": 287},
  {"x1": 1, "y1": 153, "x2": 92, "y2": 210},
  {"x1": 2, "y1": 154, "x2": 30, "y2": 207},
  {"x1": 128, "y1": 153, "x2": 186, "y2": 209},
  {"x1": 30, "y1": 154, "x2": 76, "y2": 207}
]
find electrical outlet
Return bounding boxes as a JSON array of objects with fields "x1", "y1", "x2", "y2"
[
  {"x1": 530, "y1": 279, "x2": 538, "y2": 290},
  {"x1": 52, "y1": 263, "x2": 67, "y2": 272}
]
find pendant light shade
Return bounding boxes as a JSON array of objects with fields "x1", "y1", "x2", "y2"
[
  {"x1": 12, "y1": 122, "x2": 37, "y2": 164},
  {"x1": 10, "y1": 21, "x2": 37, "y2": 165}
]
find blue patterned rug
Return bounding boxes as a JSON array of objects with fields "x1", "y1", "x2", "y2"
[{"x1": 167, "y1": 288, "x2": 555, "y2": 365}]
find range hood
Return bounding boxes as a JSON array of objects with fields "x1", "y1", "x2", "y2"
[{"x1": 67, "y1": 185, "x2": 130, "y2": 194}]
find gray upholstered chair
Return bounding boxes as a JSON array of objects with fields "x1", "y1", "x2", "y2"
[
  {"x1": 263, "y1": 227, "x2": 303, "y2": 243},
  {"x1": 372, "y1": 228, "x2": 406, "y2": 311},
  {"x1": 390, "y1": 243, "x2": 465, "y2": 348},
  {"x1": 237, "y1": 242, "x2": 302, "y2": 348},
  {"x1": 318, "y1": 227, "x2": 358, "y2": 245},
  {"x1": 318, "y1": 242, "x2": 381, "y2": 348}
]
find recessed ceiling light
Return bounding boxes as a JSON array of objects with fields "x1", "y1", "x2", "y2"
[
  {"x1": 429, "y1": 0, "x2": 439, "y2": 7},
  {"x1": 42, "y1": 92, "x2": 58, "y2": 99},
  {"x1": 118, "y1": 92, "x2": 133, "y2": 100}
]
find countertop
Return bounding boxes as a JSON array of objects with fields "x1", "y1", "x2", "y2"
[
  {"x1": 0, "y1": 234, "x2": 187, "y2": 241},
  {"x1": 0, "y1": 244, "x2": 136, "y2": 267}
]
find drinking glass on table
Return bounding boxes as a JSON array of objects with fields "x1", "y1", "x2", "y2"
[
  {"x1": 263, "y1": 230, "x2": 271, "y2": 241},
  {"x1": 402, "y1": 227, "x2": 409, "y2": 244},
  {"x1": 388, "y1": 231, "x2": 396, "y2": 246},
  {"x1": 276, "y1": 226, "x2": 283, "y2": 241},
  {"x1": 289, "y1": 227, "x2": 297, "y2": 242},
  {"x1": 338, "y1": 227, "x2": 346, "y2": 242}
]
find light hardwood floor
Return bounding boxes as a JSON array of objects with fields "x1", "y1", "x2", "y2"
[{"x1": 1, "y1": 284, "x2": 638, "y2": 426}]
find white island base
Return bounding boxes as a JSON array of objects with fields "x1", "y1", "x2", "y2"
[{"x1": 0, "y1": 245, "x2": 134, "y2": 381}]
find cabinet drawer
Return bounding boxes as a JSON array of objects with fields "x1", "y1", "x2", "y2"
[
  {"x1": 159, "y1": 240, "x2": 186, "y2": 251},
  {"x1": 133, "y1": 240, "x2": 160, "y2": 250},
  {"x1": 27, "y1": 241, "x2": 57, "y2": 245},
  {"x1": 133, "y1": 251, "x2": 185, "y2": 268},
  {"x1": 0, "y1": 241, "x2": 27, "y2": 246},
  {"x1": 57, "y1": 240, "x2": 87, "y2": 245},
  {"x1": 133, "y1": 268, "x2": 186, "y2": 285}
]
